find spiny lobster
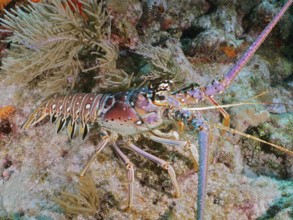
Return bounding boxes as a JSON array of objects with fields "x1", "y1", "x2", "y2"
[{"x1": 22, "y1": 1, "x2": 293, "y2": 219}]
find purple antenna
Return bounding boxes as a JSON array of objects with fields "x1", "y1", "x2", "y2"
[
  {"x1": 173, "y1": 0, "x2": 293, "y2": 107},
  {"x1": 224, "y1": 0, "x2": 293, "y2": 87}
]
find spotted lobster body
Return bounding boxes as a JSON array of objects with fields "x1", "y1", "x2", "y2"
[{"x1": 22, "y1": 88, "x2": 168, "y2": 138}]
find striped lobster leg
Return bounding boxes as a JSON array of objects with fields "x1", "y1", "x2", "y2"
[
  {"x1": 206, "y1": 96, "x2": 230, "y2": 135},
  {"x1": 80, "y1": 131, "x2": 110, "y2": 176},
  {"x1": 127, "y1": 142, "x2": 180, "y2": 198},
  {"x1": 111, "y1": 141, "x2": 135, "y2": 208},
  {"x1": 148, "y1": 134, "x2": 199, "y2": 171}
]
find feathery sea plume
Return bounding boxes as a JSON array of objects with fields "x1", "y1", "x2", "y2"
[{"x1": 0, "y1": 0, "x2": 111, "y2": 94}]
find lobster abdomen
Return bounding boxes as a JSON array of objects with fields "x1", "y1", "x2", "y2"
[{"x1": 22, "y1": 89, "x2": 167, "y2": 138}]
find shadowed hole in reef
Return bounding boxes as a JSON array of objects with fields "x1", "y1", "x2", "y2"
[
  {"x1": 76, "y1": 49, "x2": 144, "y2": 93},
  {"x1": 0, "y1": 119, "x2": 12, "y2": 135},
  {"x1": 280, "y1": 28, "x2": 293, "y2": 61},
  {"x1": 116, "y1": 50, "x2": 143, "y2": 76},
  {"x1": 116, "y1": 50, "x2": 150, "y2": 87},
  {"x1": 180, "y1": 26, "x2": 205, "y2": 53},
  {"x1": 180, "y1": 26, "x2": 205, "y2": 40},
  {"x1": 75, "y1": 71, "x2": 97, "y2": 93}
]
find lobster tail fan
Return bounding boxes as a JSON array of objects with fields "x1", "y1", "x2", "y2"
[
  {"x1": 51, "y1": 114, "x2": 57, "y2": 123},
  {"x1": 67, "y1": 120, "x2": 76, "y2": 139},
  {"x1": 80, "y1": 123, "x2": 89, "y2": 140},
  {"x1": 21, "y1": 107, "x2": 48, "y2": 129},
  {"x1": 83, "y1": 124, "x2": 89, "y2": 140},
  {"x1": 56, "y1": 117, "x2": 66, "y2": 134}
]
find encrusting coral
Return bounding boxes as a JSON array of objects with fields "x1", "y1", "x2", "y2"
[{"x1": 0, "y1": 106, "x2": 15, "y2": 121}]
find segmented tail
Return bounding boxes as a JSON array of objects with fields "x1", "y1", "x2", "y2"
[
  {"x1": 22, "y1": 101, "x2": 50, "y2": 129},
  {"x1": 21, "y1": 93, "x2": 104, "y2": 139}
]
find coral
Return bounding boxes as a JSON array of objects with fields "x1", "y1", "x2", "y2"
[
  {"x1": 0, "y1": 0, "x2": 110, "y2": 94},
  {"x1": 0, "y1": 106, "x2": 15, "y2": 121},
  {"x1": 136, "y1": 43, "x2": 179, "y2": 82},
  {"x1": 0, "y1": 0, "x2": 11, "y2": 11},
  {"x1": 242, "y1": 137, "x2": 287, "y2": 179},
  {"x1": 53, "y1": 173, "x2": 100, "y2": 217},
  {"x1": 0, "y1": 0, "x2": 292, "y2": 219},
  {"x1": 257, "y1": 180, "x2": 293, "y2": 219},
  {"x1": 90, "y1": 41, "x2": 133, "y2": 91},
  {"x1": 0, "y1": 106, "x2": 15, "y2": 138},
  {"x1": 220, "y1": 44, "x2": 237, "y2": 59},
  {"x1": 240, "y1": 112, "x2": 293, "y2": 179}
]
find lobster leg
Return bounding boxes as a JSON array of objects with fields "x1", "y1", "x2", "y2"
[
  {"x1": 151, "y1": 129, "x2": 180, "y2": 140},
  {"x1": 206, "y1": 96, "x2": 230, "y2": 135},
  {"x1": 148, "y1": 135, "x2": 199, "y2": 171},
  {"x1": 111, "y1": 142, "x2": 135, "y2": 208},
  {"x1": 128, "y1": 142, "x2": 180, "y2": 198},
  {"x1": 80, "y1": 134, "x2": 109, "y2": 176}
]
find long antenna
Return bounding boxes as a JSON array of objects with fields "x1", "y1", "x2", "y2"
[{"x1": 223, "y1": 0, "x2": 293, "y2": 87}]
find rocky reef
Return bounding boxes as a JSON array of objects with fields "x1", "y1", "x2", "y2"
[{"x1": 0, "y1": 0, "x2": 292, "y2": 219}]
